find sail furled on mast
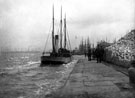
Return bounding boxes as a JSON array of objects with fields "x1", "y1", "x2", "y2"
[
  {"x1": 60, "y1": 6, "x2": 63, "y2": 49},
  {"x1": 64, "y1": 14, "x2": 67, "y2": 49},
  {"x1": 52, "y1": 5, "x2": 55, "y2": 53}
]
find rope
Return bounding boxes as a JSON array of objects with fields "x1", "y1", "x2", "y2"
[
  {"x1": 66, "y1": 28, "x2": 72, "y2": 51},
  {"x1": 42, "y1": 25, "x2": 52, "y2": 54}
]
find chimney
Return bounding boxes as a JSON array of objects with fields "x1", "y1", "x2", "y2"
[{"x1": 55, "y1": 35, "x2": 59, "y2": 53}]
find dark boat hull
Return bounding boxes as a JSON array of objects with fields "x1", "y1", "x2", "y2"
[{"x1": 41, "y1": 56, "x2": 72, "y2": 65}]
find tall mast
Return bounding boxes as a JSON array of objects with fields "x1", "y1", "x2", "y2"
[
  {"x1": 52, "y1": 5, "x2": 55, "y2": 53},
  {"x1": 64, "y1": 14, "x2": 66, "y2": 49},
  {"x1": 60, "y1": 6, "x2": 63, "y2": 48}
]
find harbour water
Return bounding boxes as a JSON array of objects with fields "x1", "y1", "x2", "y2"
[{"x1": 0, "y1": 52, "x2": 78, "y2": 98}]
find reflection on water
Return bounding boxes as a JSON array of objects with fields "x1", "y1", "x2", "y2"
[{"x1": 0, "y1": 52, "x2": 77, "y2": 98}]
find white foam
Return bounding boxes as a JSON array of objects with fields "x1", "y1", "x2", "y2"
[
  {"x1": 21, "y1": 56, "x2": 29, "y2": 59},
  {"x1": 4, "y1": 61, "x2": 40, "y2": 74},
  {"x1": 18, "y1": 96, "x2": 24, "y2": 98}
]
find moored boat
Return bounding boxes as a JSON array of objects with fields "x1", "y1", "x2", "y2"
[{"x1": 41, "y1": 6, "x2": 72, "y2": 65}]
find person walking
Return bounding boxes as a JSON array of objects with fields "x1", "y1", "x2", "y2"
[
  {"x1": 95, "y1": 45, "x2": 101, "y2": 63},
  {"x1": 88, "y1": 48, "x2": 91, "y2": 61}
]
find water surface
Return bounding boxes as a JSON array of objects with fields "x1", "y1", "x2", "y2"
[{"x1": 0, "y1": 52, "x2": 78, "y2": 98}]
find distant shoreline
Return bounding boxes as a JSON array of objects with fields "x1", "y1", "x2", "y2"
[{"x1": 0, "y1": 51, "x2": 41, "y2": 53}]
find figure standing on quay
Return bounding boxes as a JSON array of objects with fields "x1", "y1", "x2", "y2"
[
  {"x1": 95, "y1": 44, "x2": 104, "y2": 63},
  {"x1": 88, "y1": 48, "x2": 92, "y2": 61}
]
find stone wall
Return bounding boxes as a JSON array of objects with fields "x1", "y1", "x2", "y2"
[{"x1": 105, "y1": 29, "x2": 135, "y2": 68}]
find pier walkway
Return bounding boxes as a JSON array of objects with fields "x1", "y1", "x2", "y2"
[{"x1": 52, "y1": 57, "x2": 135, "y2": 98}]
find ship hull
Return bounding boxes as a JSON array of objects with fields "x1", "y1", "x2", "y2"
[{"x1": 41, "y1": 56, "x2": 72, "y2": 65}]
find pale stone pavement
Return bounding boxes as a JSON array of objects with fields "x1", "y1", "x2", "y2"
[{"x1": 52, "y1": 58, "x2": 135, "y2": 98}]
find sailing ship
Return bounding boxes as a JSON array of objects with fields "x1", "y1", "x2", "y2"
[{"x1": 41, "y1": 6, "x2": 72, "y2": 65}]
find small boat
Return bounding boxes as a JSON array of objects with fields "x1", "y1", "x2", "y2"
[{"x1": 41, "y1": 6, "x2": 72, "y2": 65}]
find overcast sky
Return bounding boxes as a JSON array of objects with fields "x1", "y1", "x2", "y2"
[{"x1": 0, "y1": 0, "x2": 134, "y2": 51}]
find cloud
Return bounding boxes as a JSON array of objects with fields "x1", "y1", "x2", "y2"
[
  {"x1": 0, "y1": 0, "x2": 134, "y2": 51},
  {"x1": 68, "y1": 0, "x2": 134, "y2": 28}
]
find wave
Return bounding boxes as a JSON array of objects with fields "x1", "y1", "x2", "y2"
[{"x1": 2, "y1": 61, "x2": 40, "y2": 74}]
